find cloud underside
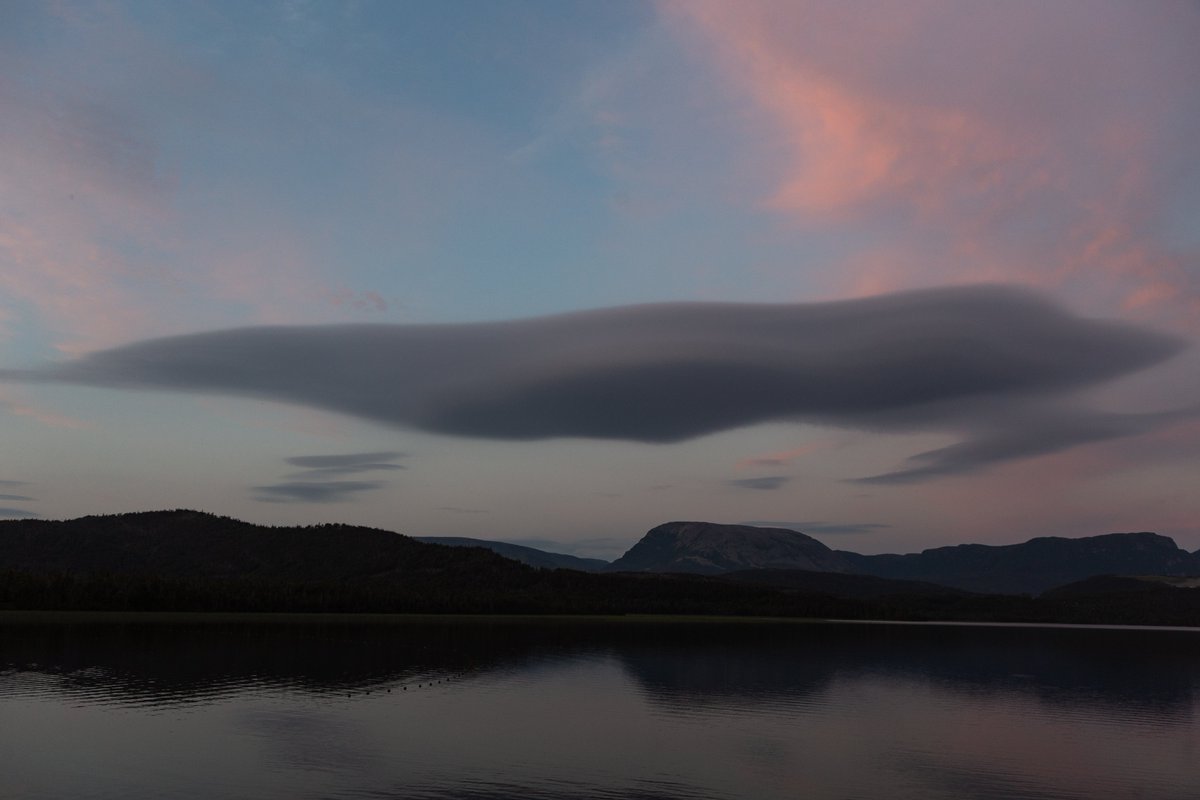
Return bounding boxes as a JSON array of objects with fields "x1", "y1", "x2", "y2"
[{"x1": 3, "y1": 286, "x2": 1188, "y2": 482}]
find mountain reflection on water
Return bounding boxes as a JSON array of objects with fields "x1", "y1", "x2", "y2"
[{"x1": 2, "y1": 617, "x2": 1198, "y2": 800}]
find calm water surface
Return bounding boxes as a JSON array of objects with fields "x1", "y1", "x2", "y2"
[{"x1": 1, "y1": 616, "x2": 1198, "y2": 799}]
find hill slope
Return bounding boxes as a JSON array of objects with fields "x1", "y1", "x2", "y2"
[{"x1": 415, "y1": 536, "x2": 607, "y2": 571}]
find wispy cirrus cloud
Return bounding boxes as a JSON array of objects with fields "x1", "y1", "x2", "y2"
[
  {"x1": 0, "y1": 3, "x2": 437, "y2": 358},
  {"x1": 1, "y1": 286, "x2": 1189, "y2": 483},
  {"x1": 669, "y1": 0, "x2": 1200, "y2": 330}
]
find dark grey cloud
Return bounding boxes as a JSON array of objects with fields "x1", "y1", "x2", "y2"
[
  {"x1": 252, "y1": 481, "x2": 386, "y2": 504},
  {"x1": 0, "y1": 480, "x2": 27, "y2": 487},
  {"x1": 853, "y1": 405, "x2": 1198, "y2": 485},
  {"x1": 2, "y1": 286, "x2": 1188, "y2": 481},
  {"x1": 728, "y1": 476, "x2": 790, "y2": 491},
  {"x1": 0, "y1": 507, "x2": 39, "y2": 518},
  {"x1": 0, "y1": 493, "x2": 33, "y2": 502},
  {"x1": 438, "y1": 506, "x2": 489, "y2": 514},
  {"x1": 741, "y1": 521, "x2": 891, "y2": 535}
]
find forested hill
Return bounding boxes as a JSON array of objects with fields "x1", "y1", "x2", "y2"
[
  {"x1": 0, "y1": 510, "x2": 860, "y2": 616},
  {"x1": 0, "y1": 510, "x2": 517, "y2": 583}
]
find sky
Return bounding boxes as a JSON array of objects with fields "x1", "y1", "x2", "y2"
[{"x1": 1, "y1": 0, "x2": 1198, "y2": 559}]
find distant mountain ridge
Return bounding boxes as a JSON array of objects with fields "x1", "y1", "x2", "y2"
[
  {"x1": 4, "y1": 511, "x2": 1198, "y2": 604},
  {"x1": 610, "y1": 522, "x2": 1200, "y2": 595},
  {"x1": 838, "y1": 532, "x2": 1200, "y2": 595},
  {"x1": 414, "y1": 537, "x2": 607, "y2": 571},
  {"x1": 3, "y1": 510, "x2": 1199, "y2": 624}
]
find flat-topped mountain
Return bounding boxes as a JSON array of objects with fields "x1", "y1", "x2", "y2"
[
  {"x1": 606, "y1": 521, "x2": 851, "y2": 575},
  {"x1": 839, "y1": 532, "x2": 1200, "y2": 595}
]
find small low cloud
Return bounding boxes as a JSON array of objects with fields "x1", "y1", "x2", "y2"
[
  {"x1": 0, "y1": 493, "x2": 33, "y2": 502},
  {"x1": 253, "y1": 480, "x2": 386, "y2": 504},
  {"x1": 736, "y1": 443, "x2": 829, "y2": 469},
  {"x1": 0, "y1": 480, "x2": 28, "y2": 487},
  {"x1": 254, "y1": 451, "x2": 406, "y2": 503},
  {"x1": 0, "y1": 507, "x2": 39, "y2": 518},
  {"x1": 327, "y1": 288, "x2": 389, "y2": 313},
  {"x1": 284, "y1": 451, "x2": 407, "y2": 478},
  {"x1": 741, "y1": 520, "x2": 891, "y2": 535},
  {"x1": 728, "y1": 476, "x2": 790, "y2": 491}
]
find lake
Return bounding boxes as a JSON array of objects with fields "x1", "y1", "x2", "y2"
[{"x1": 2, "y1": 615, "x2": 1198, "y2": 799}]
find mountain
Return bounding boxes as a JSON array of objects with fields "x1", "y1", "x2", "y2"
[
  {"x1": 4, "y1": 511, "x2": 1199, "y2": 624},
  {"x1": 838, "y1": 532, "x2": 1200, "y2": 595},
  {"x1": 414, "y1": 537, "x2": 607, "y2": 571},
  {"x1": 608, "y1": 522, "x2": 1200, "y2": 596},
  {"x1": 607, "y1": 521, "x2": 851, "y2": 575},
  {"x1": 0, "y1": 510, "x2": 865, "y2": 617}
]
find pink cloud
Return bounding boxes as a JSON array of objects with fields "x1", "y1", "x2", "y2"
[
  {"x1": 735, "y1": 440, "x2": 831, "y2": 469},
  {"x1": 0, "y1": 76, "x2": 175, "y2": 352},
  {"x1": 0, "y1": 388, "x2": 90, "y2": 430},
  {"x1": 668, "y1": 0, "x2": 1200, "y2": 330}
]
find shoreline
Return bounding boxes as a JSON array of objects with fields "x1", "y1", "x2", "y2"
[
  {"x1": 2, "y1": 609, "x2": 1198, "y2": 632},
  {"x1": 0, "y1": 609, "x2": 827, "y2": 626}
]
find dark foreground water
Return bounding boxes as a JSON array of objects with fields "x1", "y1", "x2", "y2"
[{"x1": 1, "y1": 616, "x2": 1198, "y2": 800}]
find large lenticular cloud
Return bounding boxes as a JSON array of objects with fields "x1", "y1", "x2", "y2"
[{"x1": 1, "y1": 287, "x2": 1184, "y2": 479}]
